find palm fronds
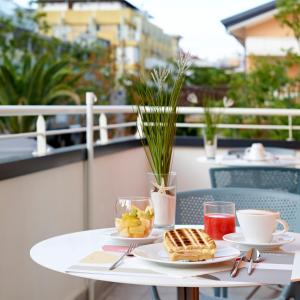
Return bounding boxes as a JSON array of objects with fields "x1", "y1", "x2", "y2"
[
  {"x1": 0, "y1": 54, "x2": 81, "y2": 133},
  {"x1": 137, "y1": 54, "x2": 190, "y2": 186}
]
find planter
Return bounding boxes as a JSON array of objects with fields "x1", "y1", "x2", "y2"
[
  {"x1": 148, "y1": 172, "x2": 176, "y2": 230},
  {"x1": 204, "y1": 134, "x2": 217, "y2": 159}
]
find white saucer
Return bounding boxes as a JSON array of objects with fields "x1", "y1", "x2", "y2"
[
  {"x1": 243, "y1": 152, "x2": 275, "y2": 162},
  {"x1": 133, "y1": 241, "x2": 240, "y2": 267},
  {"x1": 104, "y1": 228, "x2": 164, "y2": 245},
  {"x1": 223, "y1": 232, "x2": 294, "y2": 251}
]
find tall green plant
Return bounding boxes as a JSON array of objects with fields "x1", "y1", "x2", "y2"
[
  {"x1": 0, "y1": 54, "x2": 81, "y2": 133},
  {"x1": 137, "y1": 55, "x2": 190, "y2": 186},
  {"x1": 203, "y1": 99, "x2": 219, "y2": 143}
]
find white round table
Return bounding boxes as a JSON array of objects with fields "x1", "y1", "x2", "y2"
[
  {"x1": 197, "y1": 155, "x2": 300, "y2": 167},
  {"x1": 30, "y1": 228, "x2": 300, "y2": 300}
]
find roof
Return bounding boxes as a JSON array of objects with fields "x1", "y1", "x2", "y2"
[
  {"x1": 221, "y1": 1, "x2": 276, "y2": 28},
  {"x1": 36, "y1": 0, "x2": 139, "y2": 11}
]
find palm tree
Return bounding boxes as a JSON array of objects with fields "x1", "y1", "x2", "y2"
[{"x1": 0, "y1": 54, "x2": 81, "y2": 133}]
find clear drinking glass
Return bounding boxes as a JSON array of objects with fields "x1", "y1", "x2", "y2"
[
  {"x1": 204, "y1": 201, "x2": 236, "y2": 240},
  {"x1": 115, "y1": 197, "x2": 154, "y2": 238},
  {"x1": 204, "y1": 134, "x2": 217, "y2": 159}
]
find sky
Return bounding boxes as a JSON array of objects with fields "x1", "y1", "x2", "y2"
[{"x1": 11, "y1": 0, "x2": 271, "y2": 60}]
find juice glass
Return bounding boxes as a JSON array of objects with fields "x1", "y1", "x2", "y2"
[{"x1": 204, "y1": 201, "x2": 236, "y2": 240}]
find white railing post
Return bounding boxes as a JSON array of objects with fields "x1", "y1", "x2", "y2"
[
  {"x1": 98, "y1": 113, "x2": 108, "y2": 145},
  {"x1": 288, "y1": 115, "x2": 294, "y2": 141},
  {"x1": 135, "y1": 113, "x2": 143, "y2": 139},
  {"x1": 85, "y1": 92, "x2": 97, "y2": 300},
  {"x1": 85, "y1": 92, "x2": 96, "y2": 229},
  {"x1": 35, "y1": 115, "x2": 47, "y2": 156}
]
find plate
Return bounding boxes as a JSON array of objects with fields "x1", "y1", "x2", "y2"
[
  {"x1": 132, "y1": 242, "x2": 240, "y2": 267},
  {"x1": 105, "y1": 228, "x2": 164, "y2": 245},
  {"x1": 223, "y1": 232, "x2": 294, "y2": 251},
  {"x1": 243, "y1": 152, "x2": 275, "y2": 162}
]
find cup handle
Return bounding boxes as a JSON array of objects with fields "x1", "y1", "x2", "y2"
[{"x1": 273, "y1": 219, "x2": 289, "y2": 235}]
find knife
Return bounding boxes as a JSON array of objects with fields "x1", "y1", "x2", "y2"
[
  {"x1": 248, "y1": 248, "x2": 262, "y2": 275},
  {"x1": 247, "y1": 248, "x2": 254, "y2": 275},
  {"x1": 230, "y1": 249, "x2": 253, "y2": 278},
  {"x1": 230, "y1": 255, "x2": 244, "y2": 278}
]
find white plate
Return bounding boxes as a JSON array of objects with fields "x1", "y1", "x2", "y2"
[
  {"x1": 132, "y1": 242, "x2": 240, "y2": 267},
  {"x1": 105, "y1": 228, "x2": 164, "y2": 245},
  {"x1": 223, "y1": 232, "x2": 295, "y2": 251},
  {"x1": 243, "y1": 152, "x2": 275, "y2": 162}
]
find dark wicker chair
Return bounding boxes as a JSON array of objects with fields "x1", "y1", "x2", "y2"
[{"x1": 210, "y1": 167, "x2": 300, "y2": 194}]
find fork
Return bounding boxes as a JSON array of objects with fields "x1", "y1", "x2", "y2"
[{"x1": 109, "y1": 242, "x2": 137, "y2": 271}]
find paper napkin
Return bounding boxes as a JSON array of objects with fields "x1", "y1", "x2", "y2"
[{"x1": 67, "y1": 251, "x2": 163, "y2": 277}]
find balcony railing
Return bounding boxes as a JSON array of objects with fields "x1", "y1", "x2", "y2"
[{"x1": 0, "y1": 92, "x2": 300, "y2": 156}]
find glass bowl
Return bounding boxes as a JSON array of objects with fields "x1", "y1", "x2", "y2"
[{"x1": 115, "y1": 197, "x2": 154, "y2": 238}]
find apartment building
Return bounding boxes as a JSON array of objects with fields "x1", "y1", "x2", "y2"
[
  {"x1": 37, "y1": 0, "x2": 181, "y2": 74},
  {"x1": 222, "y1": 1, "x2": 299, "y2": 74}
]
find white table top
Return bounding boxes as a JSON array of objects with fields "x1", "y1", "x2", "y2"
[
  {"x1": 30, "y1": 228, "x2": 300, "y2": 288},
  {"x1": 197, "y1": 154, "x2": 300, "y2": 167}
]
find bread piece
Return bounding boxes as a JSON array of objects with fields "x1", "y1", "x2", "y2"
[{"x1": 163, "y1": 228, "x2": 216, "y2": 261}]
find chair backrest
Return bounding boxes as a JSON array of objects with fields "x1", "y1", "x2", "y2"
[
  {"x1": 176, "y1": 188, "x2": 300, "y2": 232},
  {"x1": 209, "y1": 167, "x2": 300, "y2": 194}
]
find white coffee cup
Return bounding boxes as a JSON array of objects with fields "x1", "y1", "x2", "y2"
[
  {"x1": 236, "y1": 209, "x2": 289, "y2": 243},
  {"x1": 244, "y1": 143, "x2": 266, "y2": 161}
]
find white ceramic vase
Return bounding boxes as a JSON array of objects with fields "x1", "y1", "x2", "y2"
[{"x1": 148, "y1": 172, "x2": 176, "y2": 230}]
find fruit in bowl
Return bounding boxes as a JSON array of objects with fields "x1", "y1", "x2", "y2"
[{"x1": 115, "y1": 199, "x2": 154, "y2": 238}]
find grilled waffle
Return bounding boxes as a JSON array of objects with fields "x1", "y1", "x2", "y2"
[{"x1": 163, "y1": 228, "x2": 216, "y2": 261}]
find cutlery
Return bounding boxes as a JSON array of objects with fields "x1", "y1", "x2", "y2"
[
  {"x1": 248, "y1": 248, "x2": 262, "y2": 275},
  {"x1": 247, "y1": 248, "x2": 254, "y2": 275},
  {"x1": 230, "y1": 249, "x2": 252, "y2": 278},
  {"x1": 109, "y1": 242, "x2": 137, "y2": 271}
]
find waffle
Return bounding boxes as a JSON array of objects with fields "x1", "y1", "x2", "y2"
[{"x1": 163, "y1": 228, "x2": 216, "y2": 261}]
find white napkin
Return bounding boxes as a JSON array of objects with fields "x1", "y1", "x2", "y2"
[
  {"x1": 66, "y1": 250, "x2": 234, "y2": 278},
  {"x1": 66, "y1": 251, "x2": 163, "y2": 277}
]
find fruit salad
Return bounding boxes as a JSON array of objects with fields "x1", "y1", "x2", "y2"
[{"x1": 115, "y1": 205, "x2": 154, "y2": 238}]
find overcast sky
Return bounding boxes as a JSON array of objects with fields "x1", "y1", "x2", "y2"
[{"x1": 12, "y1": 0, "x2": 271, "y2": 60}]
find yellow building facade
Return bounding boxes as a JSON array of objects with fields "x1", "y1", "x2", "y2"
[{"x1": 38, "y1": 0, "x2": 180, "y2": 74}]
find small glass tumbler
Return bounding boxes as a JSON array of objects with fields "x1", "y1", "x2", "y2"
[
  {"x1": 204, "y1": 201, "x2": 236, "y2": 240},
  {"x1": 115, "y1": 196, "x2": 154, "y2": 238}
]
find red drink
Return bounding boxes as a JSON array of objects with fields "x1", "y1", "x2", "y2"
[{"x1": 204, "y1": 213, "x2": 236, "y2": 240}]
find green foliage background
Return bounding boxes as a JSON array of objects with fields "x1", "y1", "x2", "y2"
[
  {"x1": 0, "y1": 9, "x2": 116, "y2": 133},
  {"x1": 1, "y1": 1, "x2": 300, "y2": 142}
]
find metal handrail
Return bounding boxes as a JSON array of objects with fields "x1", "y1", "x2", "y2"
[
  {"x1": 1, "y1": 105, "x2": 300, "y2": 116},
  {"x1": 0, "y1": 93, "x2": 299, "y2": 156}
]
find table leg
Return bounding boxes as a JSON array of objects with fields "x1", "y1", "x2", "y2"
[
  {"x1": 88, "y1": 279, "x2": 95, "y2": 300},
  {"x1": 177, "y1": 287, "x2": 200, "y2": 300}
]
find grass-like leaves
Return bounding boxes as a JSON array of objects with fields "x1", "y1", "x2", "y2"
[
  {"x1": 203, "y1": 98, "x2": 221, "y2": 143},
  {"x1": 137, "y1": 54, "x2": 190, "y2": 187}
]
